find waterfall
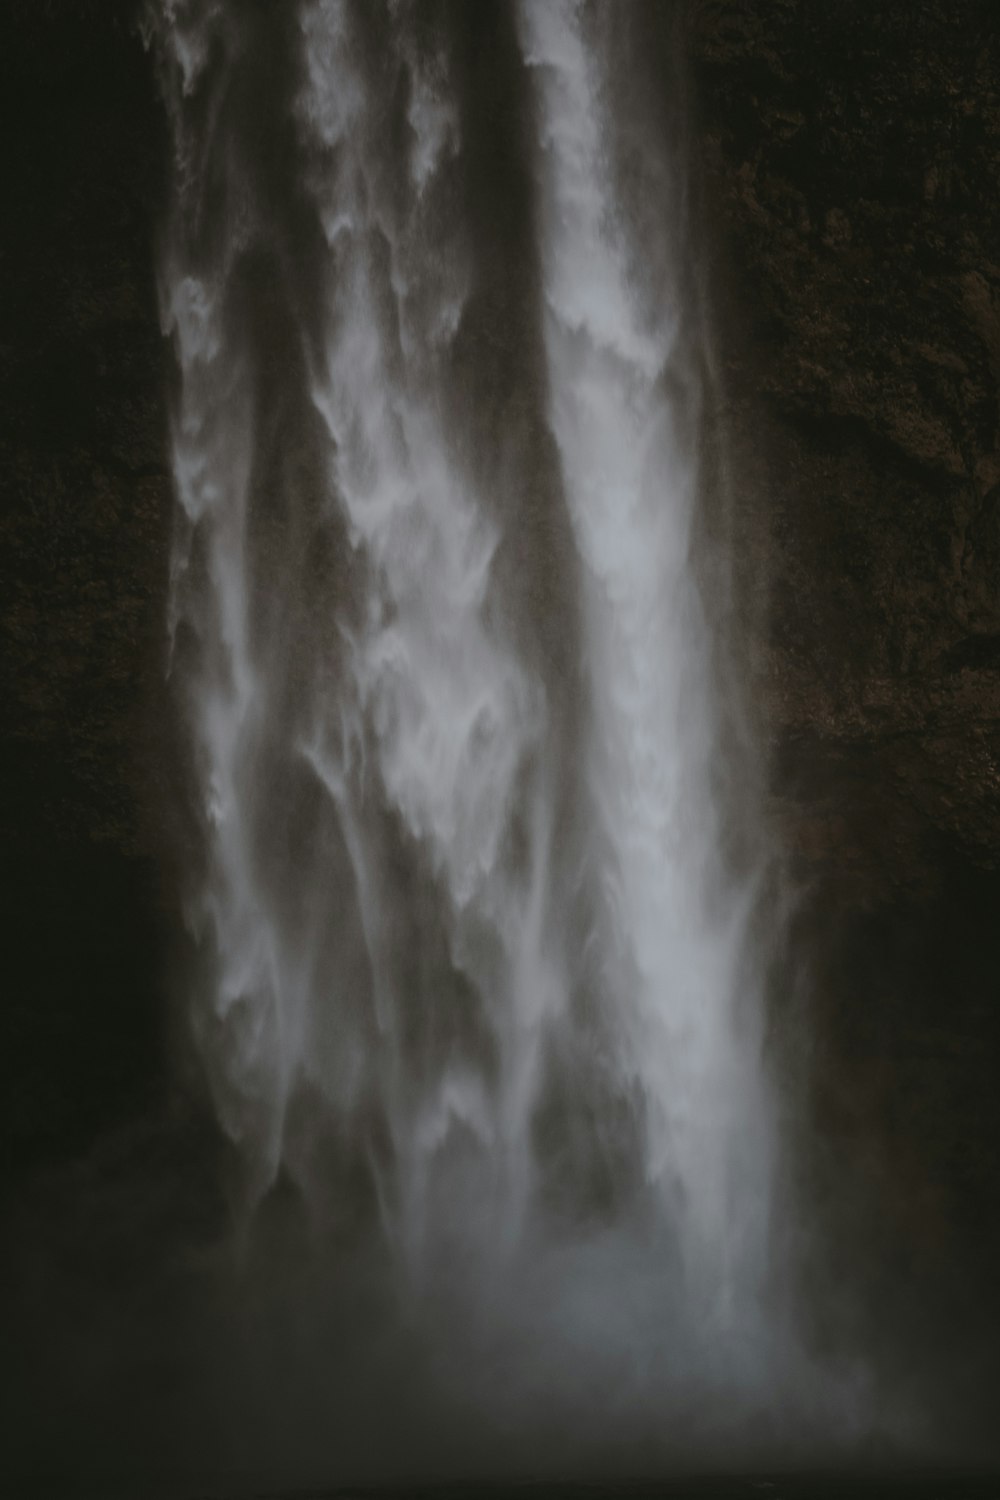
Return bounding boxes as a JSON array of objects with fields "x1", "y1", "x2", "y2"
[
  {"x1": 149, "y1": 0, "x2": 811, "y2": 1468},
  {"x1": 517, "y1": 0, "x2": 772, "y2": 1311}
]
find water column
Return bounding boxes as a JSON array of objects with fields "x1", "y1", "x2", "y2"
[
  {"x1": 153, "y1": 0, "x2": 789, "y2": 1450},
  {"x1": 294, "y1": 0, "x2": 558, "y2": 1257},
  {"x1": 517, "y1": 0, "x2": 772, "y2": 1330},
  {"x1": 154, "y1": 3, "x2": 292, "y2": 1204}
]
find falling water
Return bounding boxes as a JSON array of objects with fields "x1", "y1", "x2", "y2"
[
  {"x1": 518, "y1": 0, "x2": 773, "y2": 1307},
  {"x1": 148, "y1": 0, "x2": 819, "y2": 1470}
]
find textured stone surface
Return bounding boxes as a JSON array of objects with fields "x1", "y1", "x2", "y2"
[
  {"x1": 691, "y1": 0, "x2": 1000, "y2": 888},
  {"x1": 688, "y1": 0, "x2": 1000, "y2": 1411}
]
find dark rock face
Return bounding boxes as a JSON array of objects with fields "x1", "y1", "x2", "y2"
[
  {"x1": 692, "y1": 0, "x2": 1000, "y2": 882},
  {"x1": 1, "y1": 0, "x2": 998, "y2": 1456},
  {"x1": 690, "y1": 0, "x2": 1000, "y2": 1431},
  {"x1": 0, "y1": 2, "x2": 172, "y2": 1167}
]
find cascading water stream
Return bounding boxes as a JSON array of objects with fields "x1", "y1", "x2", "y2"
[
  {"x1": 148, "y1": 0, "x2": 825, "y2": 1464},
  {"x1": 293, "y1": 3, "x2": 558, "y2": 1255},
  {"x1": 516, "y1": 0, "x2": 771, "y2": 1325}
]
